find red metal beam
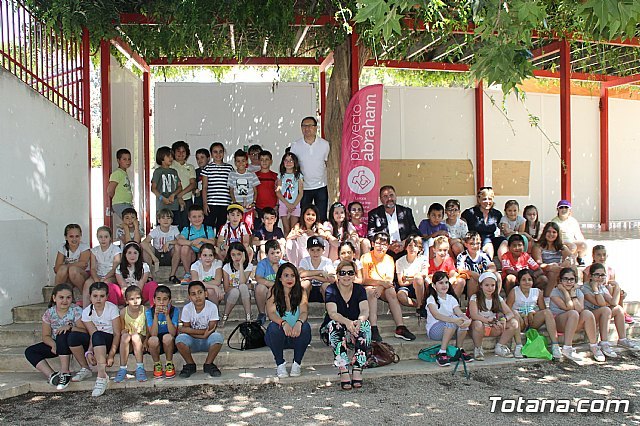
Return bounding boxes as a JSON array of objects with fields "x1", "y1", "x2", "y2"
[
  {"x1": 119, "y1": 12, "x2": 158, "y2": 25},
  {"x1": 599, "y1": 86, "x2": 609, "y2": 231},
  {"x1": 111, "y1": 37, "x2": 150, "y2": 72},
  {"x1": 83, "y1": 28, "x2": 92, "y2": 240},
  {"x1": 364, "y1": 59, "x2": 470, "y2": 72},
  {"x1": 143, "y1": 71, "x2": 152, "y2": 233},
  {"x1": 530, "y1": 41, "x2": 561, "y2": 60},
  {"x1": 602, "y1": 73, "x2": 640, "y2": 89},
  {"x1": 475, "y1": 81, "x2": 485, "y2": 190},
  {"x1": 532, "y1": 69, "x2": 614, "y2": 82},
  {"x1": 100, "y1": 40, "x2": 113, "y2": 229},
  {"x1": 148, "y1": 57, "x2": 322, "y2": 66},
  {"x1": 350, "y1": 32, "x2": 359, "y2": 97},
  {"x1": 559, "y1": 39, "x2": 571, "y2": 201}
]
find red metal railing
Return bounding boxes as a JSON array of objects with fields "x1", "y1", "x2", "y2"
[{"x1": 0, "y1": 0, "x2": 87, "y2": 123}]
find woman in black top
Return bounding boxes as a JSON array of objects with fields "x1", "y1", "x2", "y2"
[
  {"x1": 461, "y1": 187, "x2": 504, "y2": 260},
  {"x1": 325, "y1": 260, "x2": 371, "y2": 390}
]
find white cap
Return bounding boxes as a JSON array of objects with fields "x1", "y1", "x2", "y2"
[{"x1": 479, "y1": 271, "x2": 497, "y2": 283}]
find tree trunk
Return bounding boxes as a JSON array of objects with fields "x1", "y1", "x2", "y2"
[{"x1": 324, "y1": 36, "x2": 369, "y2": 204}]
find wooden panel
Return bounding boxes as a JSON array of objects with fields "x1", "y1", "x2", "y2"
[
  {"x1": 379, "y1": 159, "x2": 475, "y2": 196},
  {"x1": 492, "y1": 160, "x2": 530, "y2": 196}
]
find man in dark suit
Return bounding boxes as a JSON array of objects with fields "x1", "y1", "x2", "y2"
[{"x1": 367, "y1": 185, "x2": 419, "y2": 257}]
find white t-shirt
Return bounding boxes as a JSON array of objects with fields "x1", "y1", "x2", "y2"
[
  {"x1": 425, "y1": 294, "x2": 460, "y2": 334},
  {"x1": 470, "y1": 294, "x2": 504, "y2": 321},
  {"x1": 396, "y1": 255, "x2": 428, "y2": 280},
  {"x1": 385, "y1": 210, "x2": 401, "y2": 242},
  {"x1": 222, "y1": 263, "x2": 255, "y2": 287},
  {"x1": 91, "y1": 244, "x2": 121, "y2": 278},
  {"x1": 290, "y1": 137, "x2": 330, "y2": 190},
  {"x1": 191, "y1": 259, "x2": 223, "y2": 282},
  {"x1": 82, "y1": 301, "x2": 120, "y2": 334},
  {"x1": 148, "y1": 225, "x2": 180, "y2": 250},
  {"x1": 58, "y1": 242, "x2": 90, "y2": 265},
  {"x1": 180, "y1": 300, "x2": 219, "y2": 329},
  {"x1": 300, "y1": 256, "x2": 334, "y2": 273},
  {"x1": 116, "y1": 263, "x2": 151, "y2": 286}
]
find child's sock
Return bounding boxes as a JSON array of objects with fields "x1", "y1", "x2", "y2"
[
  {"x1": 119, "y1": 365, "x2": 127, "y2": 370},
  {"x1": 136, "y1": 362, "x2": 144, "y2": 369}
]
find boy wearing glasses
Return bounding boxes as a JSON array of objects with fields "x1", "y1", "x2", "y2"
[
  {"x1": 445, "y1": 199, "x2": 468, "y2": 256},
  {"x1": 551, "y1": 200, "x2": 587, "y2": 266},
  {"x1": 361, "y1": 231, "x2": 416, "y2": 342}
]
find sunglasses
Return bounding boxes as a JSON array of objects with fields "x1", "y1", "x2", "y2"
[{"x1": 338, "y1": 270, "x2": 355, "y2": 276}]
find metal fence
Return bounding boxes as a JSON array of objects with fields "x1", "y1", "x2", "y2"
[{"x1": 0, "y1": 0, "x2": 88, "y2": 123}]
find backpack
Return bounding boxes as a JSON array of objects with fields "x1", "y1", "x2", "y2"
[
  {"x1": 365, "y1": 341, "x2": 400, "y2": 368},
  {"x1": 227, "y1": 321, "x2": 266, "y2": 351}
]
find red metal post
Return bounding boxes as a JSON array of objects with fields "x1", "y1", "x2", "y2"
[
  {"x1": 143, "y1": 71, "x2": 152, "y2": 232},
  {"x1": 350, "y1": 32, "x2": 359, "y2": 97},
  {"x1": 599, "y1": 86, "x2": 609, "y2": 231},
  {"x1": 475, "y1": 81, "x2": 485, "y2": 190},
  {"x1": 82, "y1": 28, "x2": 92, "y2": 239},
  {"x1": 319, "y1": 70, "x2": 326, "y2": 139},
  {"x1": 100, "y1": 39, "x2": 113, "y2": 229},
  {"x1": 559, "y1": 39, "x2": 571, "y2": 201}
]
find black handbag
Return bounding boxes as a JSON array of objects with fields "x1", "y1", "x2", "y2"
[{"x1": 227, "y1": 321, "x2": 266, "y2": 350}]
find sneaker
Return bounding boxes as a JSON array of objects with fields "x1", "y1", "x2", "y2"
[
  {"x1": 180, "y1": 273, "x2": 192, "y2": 285},
  {"x1": 169, "y1": 275, "x2": 180, "y2": 284},
  {"x1": 290, "y1": 361, "x2": 302, "y2": 377},
  {"x1": 459, "y1": 348, "x2": 474, "y2": 362},
  {"x1": 48, "y1": 371, "x2": 60, "y2": 387},
  {"x1": 114, "y1": 368, "x2": 127, "y2": 383},
  {"x1": 276, "y1": 362, "x2": 288, "y2": 378},
  {"x1": 624, "y1": 313, "x2": 635, "y2": 324},
  {"x1": 165, "y1": 361, "x2": 176, "y2": 378},
  {"x1": 220, "y1": 314, "x2": 229, "y2": 328},
  {"x1": 436, "y1": 353, "x2": 451, "y2": 367},
  {"x1": 371, "y1": 326, "x2": 383, "y2": 342},
  {"x1": 153, "y1": 362, "x2": 163, "y2": 378},
  {"x1": 91, "y1": 377, "x2": 108, "y2": 397},
  {"x1": 591, "y1": 345, "x2": 606, "y2": 362},
  {"x1": 474, "y1": 347, "x2": 485, "y2": 361},
  {"x1": 71, "y1": 367, "x2": 92, "y2": 382},
  {"x1": 618, "y1": 338, "x2": 640, "y2": 351},
  {"x1": 561, "y1": 346, "x2": 582, "y2": 362},
  {"x1": 256, "y1": 313, "x2": 267, "y2": 326},
  {"x1": 246, "y1": 313, "x2": 252, "y2": 322},
  {"x1": 179, "y1": 363, "x2": 196, "y2": 378},
  {"x1": 494, "y1": 343, "x2": 513, "y2": 358},
  {"x1": 56, "y1": 373, "x2": 72, "y2": 390},
  {"x1": 135, "y1": 366, "x2": 148, "y2": 382},
  {"x1": 394, "y1": 325, "x2": 416, "y2": 341},
  {"x1": 209, "y1": 363, "x2": 222, "y2": 377},
  {"x1": 416, "y1": 307, "x2": 428, "y2": 318},
  {"x1": 514, "y1": 344, "x2": 524, "y2": 359},
  {"x1": 600, "y1": 342, "x2": 618, "y2": 358},
  {"x1": 551, "y1": 344, "x2": 563, "y2": 360}
]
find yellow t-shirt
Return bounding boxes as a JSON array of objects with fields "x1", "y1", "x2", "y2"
[
  {"x1": 361, "y1": 252, "x2": 395, "y2": 282},
  {"x1": 109, "y1": 168, "x2": 133, "y2": 205},
  {"x1": 171, "y1": 161, "x2": 197, "y2": 201}
]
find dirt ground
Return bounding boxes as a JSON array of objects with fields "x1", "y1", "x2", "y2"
[{"x1": 1, "y1": 354, "x2": 639, "y2": 425}]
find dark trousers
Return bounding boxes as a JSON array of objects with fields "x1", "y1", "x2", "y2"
[
  {"x1": 174, "y1": 199, "x2": 193, "y2": 231},
  {"x1": 264, "y1": 321, "x2": 312, "y2": 365},
  {"x1": 24, "y1": 332, "x2": 76, "y2": 367},
  {"x1": 205, "y1": 204, "x2": 229, "y2": 234},
  {"x1": 301, "y1": 186, "x2": 329, "y2": 223}
]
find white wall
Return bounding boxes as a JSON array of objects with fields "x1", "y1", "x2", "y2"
[
  {"x1": 154, "y1": 82, "x2": 316, "y2": 159},
  {"x1": 0, "y1": 68, "x2": 89, "y2": 325}
]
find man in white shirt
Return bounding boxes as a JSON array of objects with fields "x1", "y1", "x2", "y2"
[{"x1": 290, "y1": 116, "x2": 330, "y2": 222}]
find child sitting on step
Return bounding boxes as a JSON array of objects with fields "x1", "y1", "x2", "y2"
[{"x1": 114, "y1": 286, "x2": 147, "y2": 383}]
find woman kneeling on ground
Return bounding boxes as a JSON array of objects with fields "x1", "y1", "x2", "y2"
[
  {"x1": 265, "y1": 263, "x2": 311, "y2": 378},
  {"x1": 326, "y1": 260, "x2": 372, "y2": 390}
]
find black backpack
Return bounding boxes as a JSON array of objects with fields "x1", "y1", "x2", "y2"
[{"x1": 227, "y1": 321, "x2": 266, "y2": 350}]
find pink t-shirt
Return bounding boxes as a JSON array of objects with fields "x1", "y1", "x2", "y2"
[{"x1": 352, "y1": 222, "x2": 367, "y2": 238}]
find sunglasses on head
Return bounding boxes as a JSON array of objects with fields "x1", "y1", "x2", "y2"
[{"x1": 338, "y1": 270, "x2": 355, "y2": 276}]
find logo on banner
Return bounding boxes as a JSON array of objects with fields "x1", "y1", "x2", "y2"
[{"x1": 347, "y1": 166, "x2": 376, "y2": 194}]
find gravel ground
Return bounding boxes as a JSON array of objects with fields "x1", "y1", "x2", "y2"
[{"x1": 1, "y1": 354, "x2": 639, "y2": 425}]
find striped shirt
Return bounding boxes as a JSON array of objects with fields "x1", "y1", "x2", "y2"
[{"x1": 202, "y1": 162, "x2": 234, "y2": 206}]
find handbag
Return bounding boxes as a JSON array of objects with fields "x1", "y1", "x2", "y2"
[
  {"x1": 227, "y1": 321, "x2": 266, "y2": 351},
  {"x1": 365, "y1": 341, "x2": 400, "y2": 368},
  {"x1": 521, "y1": 329, "x2": 553, "y2": 360},
  {"x1": 418, "y1": 344, "x2": 458, "y2": 362}
]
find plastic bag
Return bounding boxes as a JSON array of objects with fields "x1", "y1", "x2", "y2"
[{"x1": 521, "y1": 329, "x2": 552, "y2": 360}]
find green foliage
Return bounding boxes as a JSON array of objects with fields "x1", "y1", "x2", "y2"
[{"x1": 577, "y1": 0, "x2": 640, "y2": 40}]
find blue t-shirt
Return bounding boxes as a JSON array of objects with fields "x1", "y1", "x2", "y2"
[
  {"x1": 255, "y1": 258, "x2": 284, "y2": 281},
  {"x1": 279, "y1": 172, "x2": 302, "y2": 204},
  {"x1": 145, "y1": 306, "x2": 180, "y2": 335},
  {"x1": 281, "y1": 309, "x2": 301, "y2": 327},
  {"x1": 253, "y1": 224, "x2": 285, "y2": 241},
  {"x1": 418, "y1": 220, "x2": 448, "y2": 237},
  {"x1": 181, "y1": 224, "x2": 215, "y2": 253},
  {"x1": 324, "y1": 283, "x2": 367, "y2": 321}
]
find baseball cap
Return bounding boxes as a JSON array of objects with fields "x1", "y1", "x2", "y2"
[
  {"x1": 479, "y1": 271, "x2": 497, "y2": 283},
  {"x1": 557, "y1": 200, "x2": 572, "y2": 208},
  {"x1": 307, "y1": 236, "x2": 325, "y2": 249},
  {"x1": 227, "y1": 203, "x2": 244, "y2": 213}
]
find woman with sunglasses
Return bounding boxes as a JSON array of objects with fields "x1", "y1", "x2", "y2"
[
  {"x1": 325, "y1": 260, "x2": 371, "y2": 390},
  {"x1": 461, "y1": 187, "x2": 505, "y2": 260}
]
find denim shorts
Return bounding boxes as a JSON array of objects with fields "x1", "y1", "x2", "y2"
[{"x1": 175, "y1": 332, "x2": 223, "y2": 352}]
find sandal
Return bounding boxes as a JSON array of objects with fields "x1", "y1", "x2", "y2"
[
  {"x1": 169, "y1": 275, "x2": 180, "y2": 284},
  {"x1": 351, "y1": 367, "x2": 363, "y2": 389},
  {"x1": 339, "y1": 370, "x2": 352, "y2": 390}
]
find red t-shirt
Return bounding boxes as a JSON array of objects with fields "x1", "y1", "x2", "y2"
[
  {"x1": 429, "y1": 256, "x2": 456, "y2": 275},
  {"x1": 255, "y1": 170, "x2": 278, "y2": 210},
  {"x1": 500, "y1": 251, "x2": 539, "y2": 279}
]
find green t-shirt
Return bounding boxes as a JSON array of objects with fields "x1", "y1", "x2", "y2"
[{"x1": 109, "y1": 168, "x2": 133, "y2": 205}]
